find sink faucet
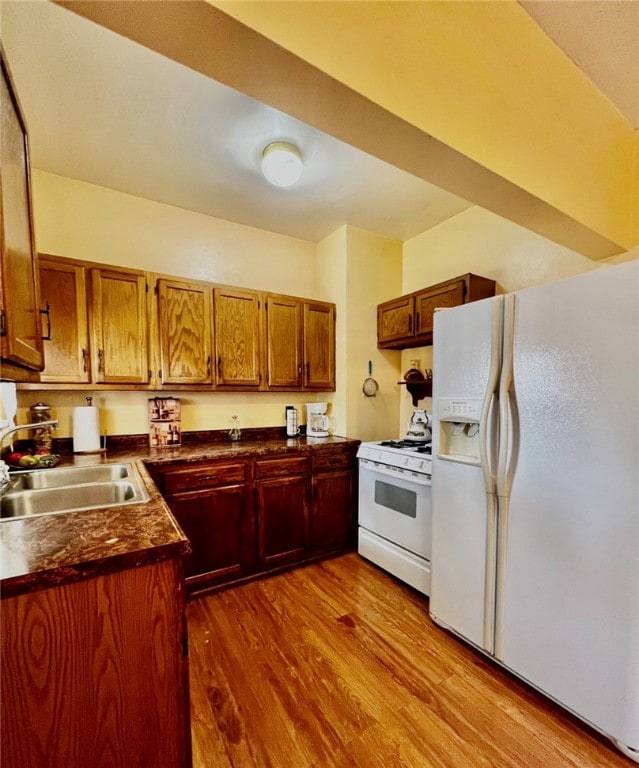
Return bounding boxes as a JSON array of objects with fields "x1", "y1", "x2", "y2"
[
  {"x1": 0, "y1": 420, "x2": 59, "y2": 448},
  {"x1": 0, "y1": 420, "x2": 59, "y2": 496}
]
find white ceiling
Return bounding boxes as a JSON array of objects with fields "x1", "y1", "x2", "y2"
[{"x1": 2, "y1": 1, "x2": 637, "y2": 244}]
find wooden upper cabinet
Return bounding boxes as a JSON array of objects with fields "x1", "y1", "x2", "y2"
[
  {"x1": 38, "y1": 257, "x2": 90, "y2": 383},
  {"x1": 0, "y1": 50, "x2": 44, "y2": 378},
  {"x1": 378, "y1": 273, "x2": 496, "y2": 349},
  {"x1": 265, "y1": 293, "x2": 303, "y2": 388},
  {"x1": 413, "y1": 280, "x2": 465, "y2": 337},
  {"x1": 213, "y1": 287, "x2": 261, "y2": 387},
  {"x1": 303, "y1": 301, "x2": 335, "y2": 390},
  {"x1": 157, "y1": 278, "x2": 213, "y2": 385},
  {"x1": 377, "y1": 295, "x2": 415, "y2": 347},
  {"x1": 89, "y1": 267, "x2": 149, "y2": 384}
]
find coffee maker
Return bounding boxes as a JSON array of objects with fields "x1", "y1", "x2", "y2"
[{"x1": 306, "y1": 402, "x2": 330, "y2": 438}]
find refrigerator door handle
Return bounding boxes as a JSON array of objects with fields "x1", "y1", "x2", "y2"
[
  {"x1": 479, "y1": 298, "x2": 502, "y2": 496},
  {"x1": 496, "y1": 294, "x2": 518, "y2": 498},
  {"x1": 494, "y1": 293, "x2": 520, "y2": 659}
]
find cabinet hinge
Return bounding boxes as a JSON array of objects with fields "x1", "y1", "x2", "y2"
[
  {"x1": 0, "y1": 310, "x2": 5, "y2": 337},
  {"x1": 182, "y1": 632, "x2": 189, "y2": 659},
  {"x1": 154, "y1": 284, "x2": 158, "y2": 295},
  {"x1": 148, "y1": 369, "x2": 152, "y2": 380},
  {"x1": 158, "y1": 369, "x2": 162, "y2": 380}
]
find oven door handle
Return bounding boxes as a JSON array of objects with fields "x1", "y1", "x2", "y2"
[{"x1": 359, "y1": 460, "x2": 432, "y2": 486}]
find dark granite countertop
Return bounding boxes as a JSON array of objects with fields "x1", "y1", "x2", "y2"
[{"x1": 0, "y1": 433, "x2": 359, "y2": 598}]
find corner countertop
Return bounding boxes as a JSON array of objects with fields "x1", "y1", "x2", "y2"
[{"x1": 0, "y1": 435, "x2": 359, "y2": 598}]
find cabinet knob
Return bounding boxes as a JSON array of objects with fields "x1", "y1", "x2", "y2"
[
  {"x1": 81, "y1": 348, "x2": 88, "y2": 373},
  {"x1": 97, "y1": 349, "x2": 104, "y2": 372}
]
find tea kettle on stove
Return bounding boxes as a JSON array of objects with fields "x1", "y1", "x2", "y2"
[{"x1": 405, "y1": 409, "x2": 432, "y2": 443}]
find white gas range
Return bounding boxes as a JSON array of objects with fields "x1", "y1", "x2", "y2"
[{"x1": 356, "y1": 439, "x2": 433, "y2": 595}]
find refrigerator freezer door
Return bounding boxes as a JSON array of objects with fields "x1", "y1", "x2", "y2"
[
  {"x1": 430, "y1": 296, "x2": 502, "y2": 652},
  {"x1": 499, "y1": 260, "x2": 639, "y2": 751}
]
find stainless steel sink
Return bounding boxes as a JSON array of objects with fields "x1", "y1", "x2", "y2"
[
  {"x1": 0, "y1": 462, "x2": 150, "y2": 521},
  {"x1": 8, "y1": 463, "x2": 131, "y2": 490}
]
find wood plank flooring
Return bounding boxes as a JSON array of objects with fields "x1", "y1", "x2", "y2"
[{"x1": 186, "y1": 553, "x2": 631, "y2": 768}]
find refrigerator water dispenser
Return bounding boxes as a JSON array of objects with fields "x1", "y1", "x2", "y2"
[{"x1": 437, "y1": 398, "x2": 483, "y2": 463}]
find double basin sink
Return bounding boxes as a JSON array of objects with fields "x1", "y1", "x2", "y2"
[{"x1": 0, "y1": 462, "x2": 150, "y2": 521}]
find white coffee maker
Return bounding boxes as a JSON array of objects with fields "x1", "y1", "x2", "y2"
[{"x1": 306, "y1": 402, "x2": 330, "y2": 438}]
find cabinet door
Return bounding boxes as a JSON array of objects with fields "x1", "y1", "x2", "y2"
[
  {"x1": 303, "y1": 301, "x2": 335, "y2": 390},
  {"x1": 157, "y1": 278, "x2": 213, "y2": 385},
  {"x1": 311, "y1": 450, "x2": 356, "y2": 553},
  {"x1": 38, "y1": 258, "x2": 90, "y2": 383},
  {"x1": 255, "y1": 475, "x2": 309, "y2": 567},
  {"x1": 265, "y1": 293, "x2": 302, "y2": 388},
  {"x1": 0, "y1": 53, "x2": 44, "y2": 374},
  {"x1": 167, "y1": 485, "x2": 254, "y2": 585},
  {"x1": 90, "y1": 267, "x2": 149, "y2": 384},
  {"x1": 214, "y1": 287, "x2": 261, "y2": 387},
  {"x1": 377, "y1": 295, "x2": 415, "y2": 348},
  {"x1": 414, "y1": 280, "x2": 465, "y2": 339}
]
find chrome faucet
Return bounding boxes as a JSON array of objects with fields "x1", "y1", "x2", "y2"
[
  {"x1": 0, "y1": 420, "x2": 59, "y2": 495},
  {"x1": 0, "y1": 420, "x2": 59, "y2": 448}
]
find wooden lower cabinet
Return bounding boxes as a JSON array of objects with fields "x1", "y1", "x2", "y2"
[
  {"x1": 149, "y1": 446, "x2": 357, "y2": 594},
  {"x1": 167, "y1": 485, "x2": 254, "y2": 586},
  {"x1": 255, "y1": 456, "x2": 310, "y2": 567},
  {"x1": 0, "y1": 558, "x2": 191, "y2": 768}
]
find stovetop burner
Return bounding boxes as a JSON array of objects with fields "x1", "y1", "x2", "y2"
[{"x1": 378, "y1": 440, "x2": 432, "y2": 454}]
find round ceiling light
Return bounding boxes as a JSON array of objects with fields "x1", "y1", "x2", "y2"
[{"x1": 261, "y1": 141, "x2": 303, "y2": 187}]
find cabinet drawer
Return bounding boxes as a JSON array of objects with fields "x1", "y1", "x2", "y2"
[
  {"x1": 311, "y1": 451, "x2": 353, "y2": 472},
  {"x1": 162, "y1": 462, "x2": 247, "y2": 494},
  {"x1": 255, "y1": 456, "x2": 309, "y2": 479}
]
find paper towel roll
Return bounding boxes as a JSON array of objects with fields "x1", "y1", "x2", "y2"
[{"x1": 73, "y1": 406, "x2": 102, "y2": 453}]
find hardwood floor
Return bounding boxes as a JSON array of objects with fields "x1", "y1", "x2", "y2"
[{"x1": 186, "y1": 553, "x2": 630, "y2": 767}]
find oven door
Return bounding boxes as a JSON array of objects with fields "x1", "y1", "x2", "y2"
[{"x1": 358, "y1": 458, "x2": 432, "y2": 559}]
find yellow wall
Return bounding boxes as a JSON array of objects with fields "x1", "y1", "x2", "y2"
[
  {"x1": 344, "y1": 227, "x2": 403, "y2": 442},
  {"x1": 397, "y1": 206, "x2": 639, "y2": 433},
  {"x1": 20, "y1": 171, "x2": 328, "y2": 439},
  {"x1": 214, "y1": 0, "x2": 637, "y2": 254}
]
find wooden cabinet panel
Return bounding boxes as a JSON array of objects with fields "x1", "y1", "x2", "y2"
[
  {"x1": 168, "y1": 485, "x2": 254, "y2": 584},
  {"x1": 38, "y1": 257, "x2": 90, "y2": 383},
  {"x1": 162, "y1": 461, "x2": 247, "y2": 495},
  {"x1": 311, "y1": 469, "x2": 354, "y2": 552},
  {"x1": 303, "y1": 301, "x2": 335, "y2": 390},
  {"x1": 377, "y1": 273, "x2": 496, "y2": 349},
  {"x1": 157, "y1": 278, "x2": 213, "y2": 385},
  {"x1": 414, "y1": 281, "x2": 464, "y2": 337},
  {"x1": 377, "y1": 295, "x2": 415, "y2": 347},
  {"x1": 0, "y1": 51, "x2": 44, "y2": 376},
  {"x1": 90, "y1": 267, "x2": 149, "y2": 384},
  {"x1": 1, "y1": 560, "x2": 191, "y2": 768},
  {"x1": 256, "y1": 474, "x2": 309, "y2": 567},
  {"x1": 214, "y1": 287, "x2": 261, "y2": 387},
  {"x1": 265, "y1": 293, "x2": 302, "y2": 388}
]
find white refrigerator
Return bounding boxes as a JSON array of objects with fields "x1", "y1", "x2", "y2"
[{"x1": 429, "y1": 259, "x2": 639, "y2": 762}]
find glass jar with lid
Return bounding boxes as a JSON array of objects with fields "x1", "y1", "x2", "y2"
[{"x1": 29, "y1": 401, "x2": 53, "y2": 454}]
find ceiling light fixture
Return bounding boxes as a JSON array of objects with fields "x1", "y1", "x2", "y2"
[{"x1": 261, "y1": 141, "x2": 303, "y2": 187}]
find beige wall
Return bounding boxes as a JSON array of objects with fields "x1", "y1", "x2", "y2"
[
  {"x1": 397, "y1": 206, "x2": 639, "y2": 434},
  {"x1": 20, "y1": 171, "x2": 329, "y2": 439}
]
